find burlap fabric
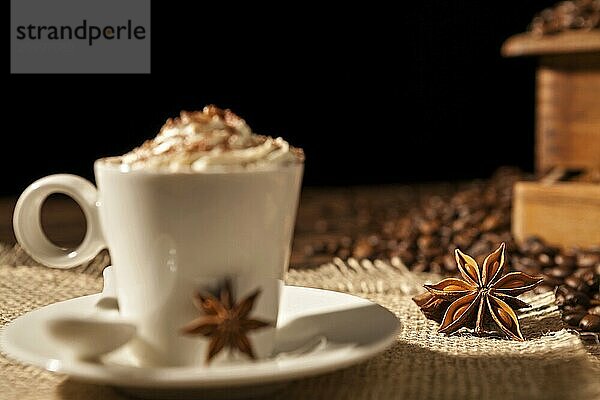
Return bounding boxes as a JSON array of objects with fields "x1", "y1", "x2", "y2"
[{"x1": 1, "y1": 243, "x2": 599, "y2": 400}]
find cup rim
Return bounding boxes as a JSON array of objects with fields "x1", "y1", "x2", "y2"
[{"x1": 94, "y1": 158, "x2": 304, "y2": 176}]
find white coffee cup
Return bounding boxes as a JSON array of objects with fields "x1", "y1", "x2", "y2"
[{"x1": 13, "y1": 160, "x2": 303, "y2": 366}]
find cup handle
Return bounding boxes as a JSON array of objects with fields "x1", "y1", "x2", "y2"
[{"x1": 13, "y1": 174, "x2": 106, "y2": 269}]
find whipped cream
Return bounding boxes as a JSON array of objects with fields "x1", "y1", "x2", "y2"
[{"x1": 111, "y1": 105, "x2": 304, "y2": 172}]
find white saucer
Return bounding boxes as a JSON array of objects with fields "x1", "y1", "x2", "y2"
[{"x1": 1, "y1": 285, "x2": 399, "y2": 399}]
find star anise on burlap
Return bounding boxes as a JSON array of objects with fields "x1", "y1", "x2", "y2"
[
  {"x1": 180, "y1": 279, "x2": 272, "y2": 363},
  {"x1": 413, "y1": 243, "x2": 543, "y2": 340}
]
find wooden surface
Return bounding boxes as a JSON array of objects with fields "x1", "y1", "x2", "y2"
[
  {"x1": 512, "y1": 181, "x2": 600, "y2": 248},
  {"x1": 0, "y1": 184, "x2": 454, "y2": 269},
  {"x1": 503, "y1": 36, "x2": 600, "y2": 244},
  {"x1": 536, "y1": 53, "x2": 600, "y2": 171},
  {"x1": 502, "y1": 31, "x2": 600, "y2": 57}
]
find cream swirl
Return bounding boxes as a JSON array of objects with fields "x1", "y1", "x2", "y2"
[{"x1": 114, "y1": 105, "x2": 303, "y2": 172}]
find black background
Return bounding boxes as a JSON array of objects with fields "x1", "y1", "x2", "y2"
[{"x1": 5, "y1": 2, "x2": 556, "y2": 195}]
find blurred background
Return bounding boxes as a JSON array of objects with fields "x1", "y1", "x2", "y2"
[{"x1": 5, "y1": 1, "x2": 558, "y2": 194}]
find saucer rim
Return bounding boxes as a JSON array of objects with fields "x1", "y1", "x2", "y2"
[{"x1": 1, "y1": 286, "x2": 399, "y2": 389}]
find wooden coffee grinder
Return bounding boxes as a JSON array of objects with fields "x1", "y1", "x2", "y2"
[{"x1": 502, "y1": 30, "x2": 600, "y2": 248}]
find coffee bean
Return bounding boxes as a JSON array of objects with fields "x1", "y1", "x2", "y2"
[
  {"x1": 514, "y1": 256, "x2": 541, "y2": 272},
  {"x1": 418, "y1": 219, "x2": 440, "y2": 236},
  {"x1": 412, "y1": 262, "x2": 427, "y2": 273},
  {"x1": 563, "y1": 305, "x2": 588, "y2": 313},
  {"x1": 537, "y1": 253, "x2": 554, "y2": 268},
  {"x1": 583, "y1": 273, "x2": 599, "y2": 288},
  {"x1": 417, "y1": 235, "x2": 440, "y2": 250},
  {"x1": 555, "y1": 254, "x2": 577, "y2": 269},
  {"x1": 453, "y1": 233, "x2": 474, "y2": 249},
  {"x1": 555, "y1": 285, "x2": 571, "y2": 296},
  {"x1": 481, "y1": 214, "x2": 501, "y2": 232},
  {"x1": 563, "y1": 311, "x2": 588, "y2": 326},
  {"x1": 520, "y1": 236, "x2": 545, "y2": 256},
  {"x1": 579, "y1": 314, "x2": 600, "y2": 332},
  {"x1": 564, "y1": 276, "x2": 589, "y2": 293},
  {"x1": 589, "y1": 246, "x2": 600, "y2": 254},
  {"x1": 452, "y1": 219, "x2": 468, "y2": 232},
  {"x1": 543, "y1": 245, "x2": 560, "y2": 258},
  {"x1": 469, "y1": 210, "x2": 486, "y2": 226},
  {"x1": 546, "y1": 265, "x2": 572, "y2": 279},
  {"x1": 564, "y1": 291, "x2": 590, "y2": 307},
  {"x1": 353, "y1": 239, "x2": 374, "y2": 259},
  {"x1": 578, "y1": 253, "x2": 600, "y2": 268},
  {"x1": 530, "y1": 0, "x2": 600, "y2": 35},
  {"x1": 588, "y1": 306, "x2": 600, "y2": 316}
]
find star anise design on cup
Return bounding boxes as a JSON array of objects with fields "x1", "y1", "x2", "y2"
[
  {"x1": 181, "y1": 279, "x2": 272, "y2": 363},
  {"x1": 414, "y1": 243, "x2": 543, "y2": 341}
]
